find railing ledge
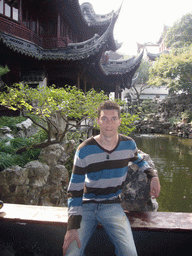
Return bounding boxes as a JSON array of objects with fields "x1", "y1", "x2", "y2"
[{"x1": 1, "y1": 203, "x2": 192, "y2": 233}]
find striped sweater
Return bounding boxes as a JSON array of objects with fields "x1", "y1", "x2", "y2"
[{"x1": 67, "y1": 134, "x2": 157, "y2": 230}]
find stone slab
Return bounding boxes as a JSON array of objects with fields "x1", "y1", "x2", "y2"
[{"x1": 1, "y1": 203, "x2": 192, "y2": 232}]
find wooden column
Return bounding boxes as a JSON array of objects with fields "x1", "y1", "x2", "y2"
[
  {"x1": 115, "y1": 83, "x2": 119, "y2": 99},
  {"x1": 37, "y1": 18, "x2": 40, "y2": 37},
  {"x1": 19, "y1": 0, "x2": 22, "y2": 24},
  {"x1": 118, "y1": 90, "x2": 121, "y2": 100},
  {"x1": 84, "y1": 76, "x2": 87, "y2": 92},
  {"x1": 57, "y1": 13, "x2": 61, "y2": 38},
  {"x1": 77, "y1": 73, "x2": 80, "y2": 89}
]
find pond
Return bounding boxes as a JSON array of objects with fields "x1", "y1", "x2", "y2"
[{"x1": 133, "y1": 134, "x2": 192, "y2": 213}]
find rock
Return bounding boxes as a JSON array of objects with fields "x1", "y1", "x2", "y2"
[
  {"x1": 0, "y1": 146, "x2": 69, "y2": 206},
  {"x1": 136, "y1": 93, "x2": 192, "y2": 138},
  {"x1": 39, "y1": 141, "x2": 75, "y2": 166},
  {"x1": 1, "y1": 133, "x2": 14, "y2": 140},
  {"x1": 0, "y1": 165, "x2": 30, "y2": 204},
  {"x1": 0, "y1": 126, "x2": 14, "y2": 140},
  {"x1": 39, "y1": 144, "x2": 65, "y2": 166},
  {"x1": 16, "y1": 118, "x2": 33, "y2": 130},
  {"x1": 121, "y1": 150, "x2": 158, "y2": 212},
  {"x1": 15, "y1": 118, "x2": 38, "y2": 137},
  {"x1": 0, "y1": 165, "x2": 29, "y2": 186},
  {"x1": 25, "y1": 160, "x2": 50, "y2": 187},
  {"x1": 0, "y1": 142, "x2": 156, "y2": 210},
  {"x1": 49, "y1": 164, "x2": 69, "y2": 185},
  {"x1": 0, "y1": 126, "x2": 12, "y2": 134}
]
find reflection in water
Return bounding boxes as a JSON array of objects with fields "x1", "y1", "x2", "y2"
[{"x1": 133, "y1": 134, "x2": 192, "y2": 212}]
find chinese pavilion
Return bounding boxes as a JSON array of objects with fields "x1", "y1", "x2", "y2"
[
  {"x1": 0, "y1": 0, "x2": 143, "y2": 98},
  {"x1": 137, "y1": 25, "x2": 170, "y2": 61}
]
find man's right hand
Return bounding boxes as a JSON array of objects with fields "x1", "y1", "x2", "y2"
[{"x1": 62, "y1": 229, "x2": 81, "y2": 256}]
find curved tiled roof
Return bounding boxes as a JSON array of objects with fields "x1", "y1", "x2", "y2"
[
  {"x1": 147, "y1": 50, "x2": 169, "y2": 61},
  {"x1": 101, "y1": 50, "x2": 143, "y2": 76},
  {"x1": 81, "y1": 2, "x2": 118, "y2": 27},
  {"x1": 0, "y1": 0, "x2": 142, "y2": 89},
  {"x1": 91, "y1": 50, "x2": 144, "y2": 89},
  {"x1": 0, "y1": 13, "x2": 116, "y2": 61}
]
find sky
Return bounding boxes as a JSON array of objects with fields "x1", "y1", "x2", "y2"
[{"x1": 79, "y1": 0, "x2": 192, "y2": 55}]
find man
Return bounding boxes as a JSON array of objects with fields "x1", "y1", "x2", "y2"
[{"x1": 63, "y1": 100, "x2": 160, "y2": 256}]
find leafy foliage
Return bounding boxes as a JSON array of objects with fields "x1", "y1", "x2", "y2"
[
  {"x1": 140, "y1": 99, "x2": 158, "y2": 115},
  {"x1": 125, "y1": 60, "x2": 152, "y2": 107},
  {"x1": 0, "y1": 84, "x2": 109, "y2": 151},
  {"x1": 0, "y1": 85, "x2": 139, "y2": 171},
  {"x1": 165, "y1": 13, "x2": 192, "y2": 48},
  {"x1": 0, "y1": 115, "x2": 48, "y2": 171},
  {"x1": 0, "y1": 65, "x2": 10, "y2": 77},
  {"x1": 148, "y1": 46, "x2": 192, "y2": 94},
  {"x1": 0, "y1": 116, "x2": 26, "y2": 131},
  {"x1": 0, "y1": 153, "x2": 15, "y2": 171},
  {"x1": 0, "y1": 84, "x2": 139, "y2": 154},
  {"x1": 135, "y1": 59, "x2": 151, "y2": 85},
  {"x1": 119, "y1": 112, "x2": 139, "y2": 134},
  {"x1": 0, "y1": 130, "x2": 46, "y2": 171}
]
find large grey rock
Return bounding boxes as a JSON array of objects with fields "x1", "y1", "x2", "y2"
[
  {"x1": 15, "y1": 118, "x2": 38, "y2": 137},
  {"x1": 0, "y1": 165, "x2": 30, "y2": 204},
  {"x1": 121, "y1": 150, "x2": 158, "y2": 212},
  {"x1": 0, "y1": 126, "x2": 14, "y2": 140},
  {"x1": 0, "y1": 126, "x2": 12, "y2": 134},
  {"x1": 0, "y1": 165, "x2": 29, "y2": 186},
  {"x1": 25, "y1": 160, "x2": 50, "y2": 187},
  {"x1": 39, "y1": 144, "x2": 65, "y2": 166},
  {"x1": 0, "y1": 145, "x2": 69, "y2": 206}
]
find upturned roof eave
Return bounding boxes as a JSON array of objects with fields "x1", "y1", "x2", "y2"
[
  {"x1": 97, "y1": 50, "x2": 144, "y2": 89},
  {"x1": 0, "y1": 14, "x2": 115, "y2": 61},
  {"x1": 100, "y1": 50, "x2": 144, "y2": 76},
  {"x1": 80, "y1": 1, "x2": 123, "y2": 27},
  {"x1": 78, "y1": 1, "x2": 122, "y2": 51},
  {"x1": 147, "y1": 50, "x2": 170, "y2": 61}
]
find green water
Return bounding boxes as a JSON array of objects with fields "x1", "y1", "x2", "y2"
[{"x1": 133, "y1": 134, "x2": 192, "y2": 212}]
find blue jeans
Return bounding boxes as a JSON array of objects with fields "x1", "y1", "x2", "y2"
[{"x1": 66, "y1": 203, "x2": 138, "y2": 256}]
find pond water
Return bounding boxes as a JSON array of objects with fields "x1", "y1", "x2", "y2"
[{"x1": 133, "y1": 134, "x2": 192, "y2": 213}]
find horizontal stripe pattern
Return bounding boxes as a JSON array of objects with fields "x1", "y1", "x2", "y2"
[
  {"x1": 67, "y1": 134, "x2": 153, "y2": 230},
  {"x1": 84, "y1": 172, "x2": 127, "y2": 189}
]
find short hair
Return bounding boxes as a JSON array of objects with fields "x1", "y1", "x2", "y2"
[{"x1": 97, "y1": 100, "x2": 121, "y2": 118}]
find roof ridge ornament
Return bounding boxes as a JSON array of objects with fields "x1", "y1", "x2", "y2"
[{"x1": 81, "y1": 2, "x2": 115, "y2": 26}]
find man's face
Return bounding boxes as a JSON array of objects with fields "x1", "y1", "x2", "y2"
[{"x1": 97, "y1": 109, "x2": 121, "y2": 138}]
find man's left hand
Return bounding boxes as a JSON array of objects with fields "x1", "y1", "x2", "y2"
[{"x1": 150, "y1": 177, "x2": 161, "y2": 198}]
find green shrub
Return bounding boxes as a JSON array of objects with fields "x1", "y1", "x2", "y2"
[
  {"x1": 15, "y1": 148, "x2": 41, "y2": 167},
  {"x1": 10, "y1": 137, "x2": 30, "y2": 148},
  {"x1": 0, "y1": 140, "x2": 15, "y2": 154},
  {"x1": 0, "y1": 116, "x2": 26, "y2": 132},
  {"x1": 169, "y1": 116, "x2": 181, "y2": 125},
  {"x1": 0, "y1": 153, "x2": 15, "y2": 171},
  {"x1": 0, "y1": 127, "x2": 47, "y2": 171}
]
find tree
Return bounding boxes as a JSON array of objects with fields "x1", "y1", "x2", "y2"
[
  {"x1": 165, "y1": 12, "x2": 192, "y2": 48},
  {"x1": 148, "y1": 46, "x2": 192, "y2": 94},
  {"x1": 126, "y1": 60, "x2": 151, "y2": 107},
  {"x1": 0, "y1": 84, "x2": 138, "y2": 153}
]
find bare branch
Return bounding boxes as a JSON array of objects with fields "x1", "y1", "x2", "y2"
[
  {"x1": 22, "y1": 112, "x2": 49, "y2": 133},
  {"x1": 46, "y1": 116, "x2": 59, "y2": 134},
  {"x1": 15, "y1": 140, "x2": 60, "y2": 154},
  {"x1": 59, "y1": 123, "x2": 69, "y2": 143}
]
